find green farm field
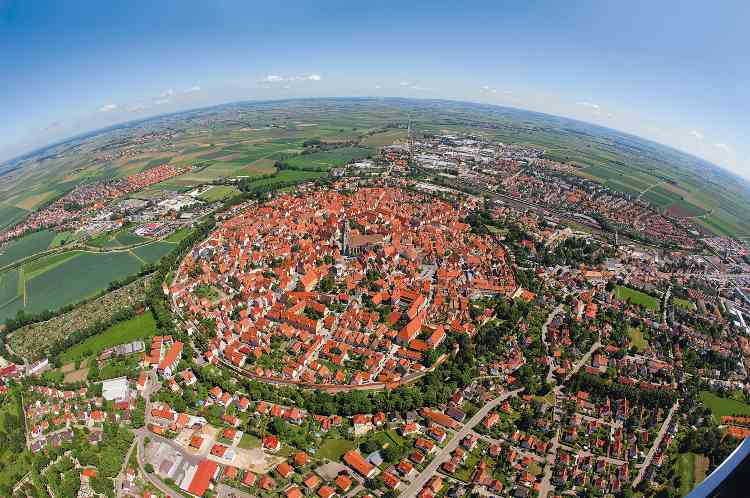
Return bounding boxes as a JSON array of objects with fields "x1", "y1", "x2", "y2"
[
  {"x1": 59, "y1": 311, "x2": 157, "y2": 362},
  {"x1": 0, "y1": 229, "x2": 56, "y2": 268},
  {"x1": 0, "y1": 239, "x2": 175, "y2": 322},
  {"x1": 284, "y1": 146, "x2": 374, "y2": 171},
  {"x1": 2, "y1": 98, "x2": 750, "y2": 237}
]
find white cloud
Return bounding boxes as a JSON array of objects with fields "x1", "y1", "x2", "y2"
[
  {"x1": 409, "y1": 85, "x2": 431, "y2": 91},
  {"x1": 399, "y1": 81, "x2": 411, "y2": 87},
  {"x1": 374, "y1": 85, "x2": 382, "y2": 89},
  {"x1": 480, "y1": 85, "x2": 498, "y2": 94},
  {"x1": 128, "y1": 103, "x2": 149, "y2": 112},
  {"x1": 714, "y1": 143, "x2": 731, "y2": 152},
  {"x1": 263, "y1": 74, "x2": 321, "y2": 83},
  {"x1": 577, "y1": 101, "x2": 601, "y2": 110},
  {"x1": 154, "y1": 98, "x2": 170, "y2": 105},
  {"x1": 98, "y1": 103, "x2": 118, "y2": 112},
  {"x1": 183, "y1": 85, "x2": 201, "y2": 93},
  {"x1": 160, "y1": 88, "x2": 175, "y2": 98},
  {"x1": 689, "y1": 130, "x2": 704, "y2": 140}
]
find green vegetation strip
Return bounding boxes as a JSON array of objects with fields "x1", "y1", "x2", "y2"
[{"x1": 59, "y1": 311, "x2": 157, "y2": 362}]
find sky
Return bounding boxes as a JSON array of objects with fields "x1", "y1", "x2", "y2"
[{"x1": 1, "y1": 0, "x2": 748, "y2": 178}]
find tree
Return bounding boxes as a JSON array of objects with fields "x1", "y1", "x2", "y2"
[{"x1": 144, "y1": 463, "x2": 154, "y2": 473}]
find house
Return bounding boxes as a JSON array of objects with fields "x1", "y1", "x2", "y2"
[
  {"x1": 335, "y1": 475, "x2": 353, "y2": 492},
  {"x1": 264, "y1": 436, "x2": 281, "y2": 452},
  {"x1": 318, "y1": 486, "x2": 337, "y2": 498},
  {"x1": 185, "y1": 460, "x2": 219, "y2": 497},
  {"x1": 343, "y1": 449, "x2": 378, "y2": 478},
  {"x1": 277, "y1": 462, "x2": 294, "y2": 479},
  {"x1": 383, "y1": 471, "x2": 401, "y2": 490},
  {"x1": 158, "y1": 341, "x2": 183, "y2": 377}
]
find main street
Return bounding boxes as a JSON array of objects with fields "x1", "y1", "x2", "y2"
[{"x1": 397, "y1": 388, "x2": 524, "y2": 498}]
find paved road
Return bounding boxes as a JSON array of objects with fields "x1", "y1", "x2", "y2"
[
  {"x1": 537, "y1": 429, "x2": 560, "y2": 498},
  {"x1": 471, "y1": 431, "x2": 545, "y2": 463},
  {"x1": 564, "y1": 340, "x2": 601, "y2": 383},
  {"x1": 397, "y1": 388, "x2": 524, "y2": 498},
  {"x1": 631, "y1": 402, "x2": 679, "y2": 488},
  {"x1": 541, "y1": 304, "x2": 565, "y2": 384},
  {"x1": 135, "y1": 429, "x2": 191, "y2": 498}
]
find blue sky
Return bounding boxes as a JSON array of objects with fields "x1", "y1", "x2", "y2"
[{"x1": 1, "y1": 0, "x2": 748, "y2": 178}]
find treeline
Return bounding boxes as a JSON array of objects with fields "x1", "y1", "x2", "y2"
[{"x1": 569, "y1": 371, "x2": 677, "y2": 410}]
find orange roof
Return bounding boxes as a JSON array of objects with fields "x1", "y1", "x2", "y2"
[{"x1": 187, "y1": 460, "x2": 218, "y2": 496}]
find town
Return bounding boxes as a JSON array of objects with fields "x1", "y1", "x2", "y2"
[{"x1": 0, "y1": 131, "x2": 749, "y2": 498}]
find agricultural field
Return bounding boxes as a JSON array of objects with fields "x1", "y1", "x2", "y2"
[
  {"x1": 243, "y1": 169, "x2": 327, "y2": 190},
  {"x1": 23, "y1": 251, "x2": 143, "y2": 316},
  {"x1": 615, "y1": 285, "x2": 660, "y2": 311},
  {"x1": 131, "y1": 241, "x2": 176, "y2": 264},
  {"x1": 0, "y1": 229, "x2": 57, "y2": 268},
  {"x1": 2, "y1": 98, "x2": 750, "y2": 238},
  {"x1": 8, "y1": 276, "x2": 151, "y2": 360},
  {"x1": 699, "y1": 391, "x2": 750, "y2": 422},
  {"x1": 59, "y1": 311, "x2": 157, "y2": 362},
  {"x1": 87, "y1": 227, "x2": 148, "y2": 248},
  {"x1": 675, "y1": 452, "x2": 709, "y2": 497},
  {"x1": 0, "y1": 204, "x2": 27, "y2": 231},
  {"x1": 284, "y1": 146, "x2": 374, "y2": 171}
]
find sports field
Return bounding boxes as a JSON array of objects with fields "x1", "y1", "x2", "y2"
[
  {"x1": 197, "y1": 185, "x2": 241, "y2": 202},
  {"x1": 59, "y1": 311, "x2": 157, "y2": 362},
  {"x1": 615, "y1": 285, "x2": 660, "y2": 311},
  {"x1": 699, "y1": 391, "x2": 750, "y2": 422}
]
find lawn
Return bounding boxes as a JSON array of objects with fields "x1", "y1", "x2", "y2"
[
  {"x1": 673, "y1": 297, "x2": 695, "y2": 312},
  {"x1": 675, "y1": 452, "x2": 708, "y2": 497},
  {"x1": 628, "y1": 327, "x2": 648, "y2": 352},
  {"x1": 197, "y1": 185, "x2": 240, "y2": 202},
  {"x1": 239, "y1": 433, "x2": 261, "y2": 450},
  {"x1": 615, "y1": 285, "x2": 660, "y2": 311},
  {"x1": 59, "y1": 311, "x2": 157, "y2": 362},
  {"x1": 0, "y1": 230, "x2": 56, "y2": 268},
  {"x1": 699, "y1": 391, "x2": 750, "y2": 422},
  {"x1": 317, "y1": 437, "x2": 356, "y2": 460}
]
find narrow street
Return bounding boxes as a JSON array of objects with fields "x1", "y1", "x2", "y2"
[
  {"x1": 632, "y1": 402, "x2": 679, "y2": 488},
  {"x1": 398, "y1": 388, "x2": 524, "y2": 498}
]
